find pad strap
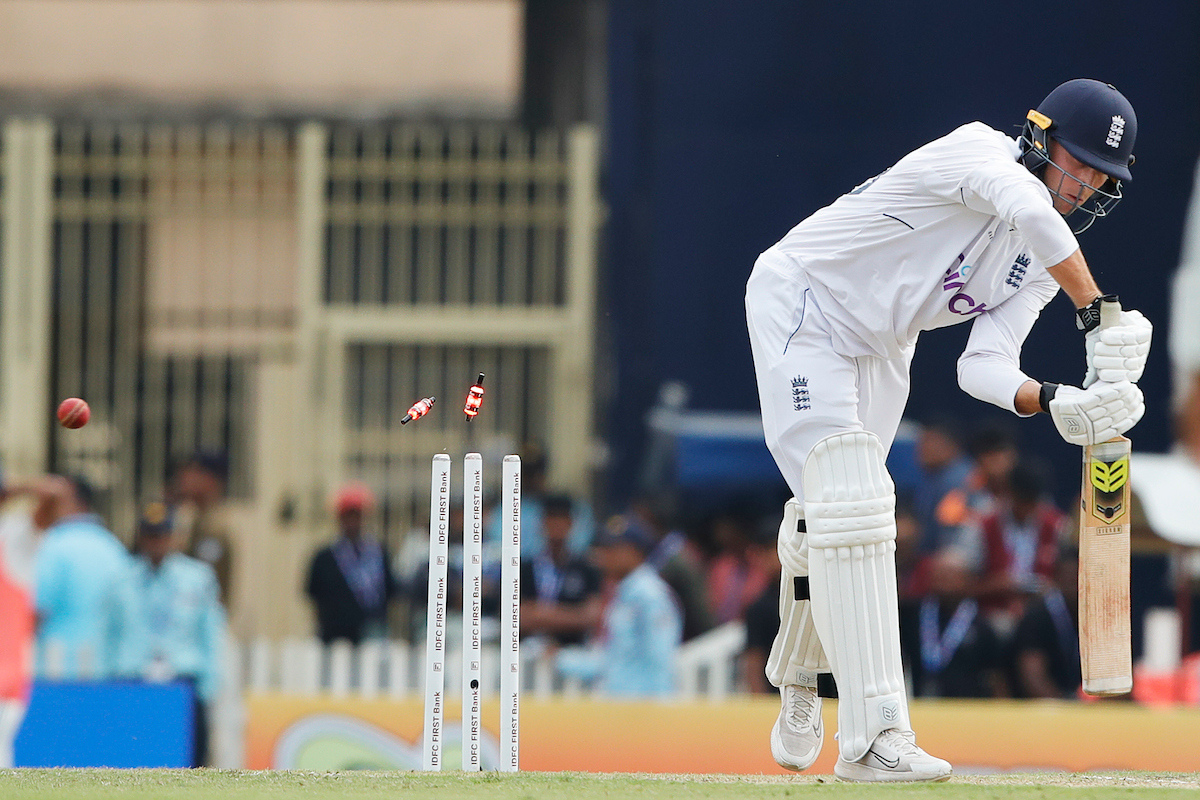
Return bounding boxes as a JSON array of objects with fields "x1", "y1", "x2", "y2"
[{"x1": 766, "y1": 498, "x2": 829, "y2": 685}]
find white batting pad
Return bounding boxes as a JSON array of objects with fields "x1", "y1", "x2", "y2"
[
  {"x1": 767, "y1": 498, "x2": 829, "y2": 686},
  {"x1": 803, "y1": 431, "x2": 910, "y2": 762}
]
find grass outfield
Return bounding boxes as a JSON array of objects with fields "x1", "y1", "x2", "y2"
[{"x1": 1, "y1": 770, "x2": 1199, "y2": 799}]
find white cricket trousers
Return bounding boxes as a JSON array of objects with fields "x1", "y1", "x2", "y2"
[
  {"x1": 745, "y1": 250, "x2": 912, "y2": 495},
  {"x1": 748, "y1": 248, "x2": 917, "y2": 761}
]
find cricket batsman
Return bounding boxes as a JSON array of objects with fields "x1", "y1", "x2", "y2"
[{"x1": 745, "y1": 79, "x2": 1152, "y2": 781}]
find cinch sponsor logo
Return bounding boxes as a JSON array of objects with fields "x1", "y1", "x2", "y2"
[{"x1": 942, "y1": 257, "x2": 987, "y2": 315}]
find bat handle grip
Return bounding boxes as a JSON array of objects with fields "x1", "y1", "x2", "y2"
[
  {"x1": 1098, "y1": 296, "x2": 1122, "y2": 330},
  {"x1": 1098, "y1": 297, "x2": 1127, "y2": 446}
]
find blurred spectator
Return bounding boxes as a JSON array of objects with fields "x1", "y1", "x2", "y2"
[
  {"x1": 1170, "y1": 156, "x2": 1200, "y2": 464},
  {"x1": 706, "y1": 505, "x2": 771, "y2": 625},
  {"x1": 630, "y1": 492, "x2": 715, "y2": 641},
  {"x1": 1010, "y1": 547, "x2": 1081, "y2": 699},
  {"x1": 486, "y1": 443, "x2": 596, "y2": 560},
  {"x1": 964, "y1": 462, "x2": 1065, "y2": 636},
  {"x1": 33, "y1": 475, "x2": 143, "y2": 679},
  {"x1": 900, "y1": 548, "x2": 1006, "y2": 698},
  {"x1": 913, "y1": 418, "x2": 977, "y2": 556},
  {"x1": 740, "y1": 518, "x2": 781, "y2": 693},
  {"x1": 965, "y1": 424, "x2": 1020, "y2": 517},
  {"x1": 0, "y1": 475, "x2": 38, "y2": 768},
  {"x1": 1168, "y1": 157, "x2": 1200, "y2": 652},
  {"x1": 895, "y1": 494, "x2": 925, "y2": 603},
  {"x1": 129, "y1": 501, "x2": 226, "y2": 767},
  {"x1": 1127, "y1": 494, "x2": 1178, "y2": 663},
  {"x1": 170, "y1": 452, "x2": 236, "y2": 611},
  {"x1": 520, "y1": 493, "x2": 603, "y2": 647},
  {"x1": 306, "y1": 483, "x2": 399, "y2": 645},
  {"x1": 557, "y1": 516, "x2": 682, "y2": 697}
]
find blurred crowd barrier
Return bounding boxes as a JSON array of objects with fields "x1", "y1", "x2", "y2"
[
  {"x1": 25, "y1": 623, "x2": 1200, "y2": 770},
  {"x1": 228, "y1": 623, "x2": 744, "y2": 700},
  {"x1": 16, "y1": 681, "x2": 195, "y2": 768},
  {"x1": 242, "y1": 689, "x2": 1200, "y2": 774},
  {"x1": 0, "y1": 118, "x2": 602, "y2": 640},
  {"x1": 26, "y1": 624, "x2": 743, "y2": 768}
]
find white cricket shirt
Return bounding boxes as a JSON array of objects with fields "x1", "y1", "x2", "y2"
[{"x1": 766, "y1": 122, "x2": 1080, "y2": 412}]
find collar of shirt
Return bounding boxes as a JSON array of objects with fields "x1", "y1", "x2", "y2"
[{"x1": 47, "y1": 513, "x2": 107, "y2": 533}]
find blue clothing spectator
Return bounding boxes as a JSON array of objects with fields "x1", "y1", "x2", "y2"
[
  {"x1": 483, "y1": 445, "x2": 596, "y2": 559},
  {"x1": 486, "y1": 494, "x2": 597, "y2": 559},
  {"x1": 557, "y1": 517, "x2": 682, "y2": 697},
  {"x1": 131, "y1": 501, "x2": 227, "y2": 767},
  {"x1": 131, "y1": 551, "x2": 226, "y2": 704},
  {"x1": 913, "y1": 419, "x2": 978, "y2": 555},
  {"x1": 34, "y1": 477, "x2": 143, "y2": 679},
  {"x1": 631, "y1": 492, "x2": 716, "y2": 642},
  {"x1": 519, "y1": 493, "x2": 603, "y2": 647}
]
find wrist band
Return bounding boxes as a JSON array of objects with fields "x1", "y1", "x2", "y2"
[
  {"x1": 1038, "y1": 382, "x2": 1060, "y2": 414},
  {"x1": 1076, "y1": 293, "x2": 1119, "y2": 332}
]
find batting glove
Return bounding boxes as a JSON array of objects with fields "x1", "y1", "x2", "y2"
[
  {"x1": 1084, "y1": 308, "x2": 1152, "y2": 387},
  {"x1": 1048, "y1": 381, "x2": 1145, "y2": 446}
]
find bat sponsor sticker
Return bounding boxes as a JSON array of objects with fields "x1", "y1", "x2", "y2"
[{"x1": 1088, "y1": 453, "x2": 1129, "y2": 523}]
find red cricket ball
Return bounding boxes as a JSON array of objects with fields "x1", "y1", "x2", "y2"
[{"x1": 57, "y1": 397, "x2": 90, "y2": 429}]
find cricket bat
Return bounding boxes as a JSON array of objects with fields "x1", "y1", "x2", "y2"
[{"x1": 1078, "y1": 297, "x2": 1133, "y2": 696}]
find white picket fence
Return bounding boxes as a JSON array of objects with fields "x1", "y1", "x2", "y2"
[
  {"x1": 37, "y1": 621, "x2": 746, "y2": 768},
  {"x1": 228, "y1": 620, "x2": 747, "y2": 700},
  {"x1": 222, "y1": 620, "x2": 745, "y2": 767}
]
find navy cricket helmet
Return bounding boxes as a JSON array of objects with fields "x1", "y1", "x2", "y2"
[{"x1": 1019, "y1": 79, "x2": 1137, "y2": 232}]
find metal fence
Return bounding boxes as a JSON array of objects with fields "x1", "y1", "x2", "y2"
[
  {"x1": 0, "y1": 118, "x2": 601, "y2": 638},
  {"x1": 316, "y1": 124, "x2": 598, "y2": 537}
]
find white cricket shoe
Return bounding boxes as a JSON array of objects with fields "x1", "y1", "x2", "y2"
[
  {"x1": 834, "y1": 728, "x2": 952, "y2": 782},
  {"x1": 770, "y1": 683, "x2": 823, "y2": 771}
]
